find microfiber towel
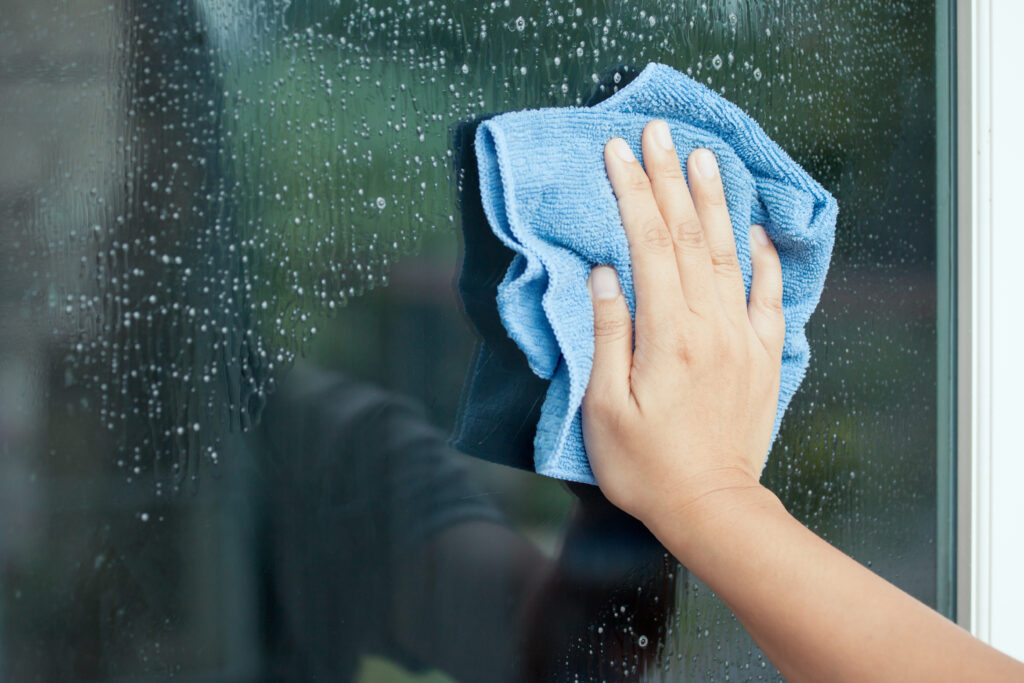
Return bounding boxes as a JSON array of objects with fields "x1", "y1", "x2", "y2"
[
  {"x1": 450, "y1": 65, "x2": 644, "y2": 474},
  {"x1": 450, "y1": 113, "x2": 549, "y2": 473},
  {"x1": 471, "y1": 62, "x2": 837, "y2": 485}
]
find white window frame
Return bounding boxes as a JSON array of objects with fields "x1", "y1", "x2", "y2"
[{"x1": 958, "y1": 0, "x2": 1024, "y2": 659}]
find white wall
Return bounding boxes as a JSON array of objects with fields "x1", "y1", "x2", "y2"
[{"x1": 961, "y1": 0, "x2": 1024, "y2": 660}]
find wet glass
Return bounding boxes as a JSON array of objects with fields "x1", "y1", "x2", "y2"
[{"x1": 0, "y1": 0, "x2": 953, "y2": 680}]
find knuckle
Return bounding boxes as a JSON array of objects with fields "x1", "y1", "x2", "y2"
[
  {"x1": 701, "y1": 188, "x2": 728, "y2": 209},
  {"x1": 624, "y1": 171, "x2": 652, "y2": 195},
  {"x1": 758, "y1": 293, "x2": 784, "y2": 315},
  {"x1": 593, "y1": 312, "x2": 630, "y2": 340},
  {"x1": 655, "y1": 160, "x2": 686, "y2": 182},
  {"x1": 639, "y1": 217, "x2": 673, "y2": 250},
  {"x1": 669, "y1": 217, "x2": 705, "y2": 249},
  {"x1": 715, "y1": 263, "x2": 743, "y2": 287},
  {"x1": 709, "y1": 244, "x2": 741, "y2": 270}
]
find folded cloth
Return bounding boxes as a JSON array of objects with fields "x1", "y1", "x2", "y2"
[
  {"x1": 472, "y1": 62, "x2": 837, "y2": 484},
  {"x1": 449, "y1": 113, "x2": 548, "y2": 472},
  {"x1": 450, "y1": 66, "x2": 643, "y2": 472}
]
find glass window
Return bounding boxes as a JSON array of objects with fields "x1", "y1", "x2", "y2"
[{"x1": 0, "y1": 0, "x2": 954, "y2": 680}]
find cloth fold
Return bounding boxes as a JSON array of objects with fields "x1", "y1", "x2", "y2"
[
  {"x1": 449, "y1": 112, "x2": 549, "y2": 473},
  {"x1": 466, "y1": 62, "x2": 837, "y2": 484}
]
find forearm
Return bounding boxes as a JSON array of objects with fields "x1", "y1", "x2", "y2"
[
  {"x1": 584, "y1": 132, "x2": 1024, "y2": 680},
  {"x1": 647, "y1": 485, "x2": 1024, "y2": 683}
]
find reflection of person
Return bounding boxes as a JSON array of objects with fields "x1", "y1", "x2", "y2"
[
  {"x1": 256, "y1": 364, "x2": 673, "y2": 682},
  {"x1": 583, "y1": 119, "x2": 1024, "y2": 682}
]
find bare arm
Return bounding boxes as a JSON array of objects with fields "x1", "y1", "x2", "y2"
[
  {"x1": 582, "y1": 120, "x2": 1024, "y2": 682},
  {"x1": 649, "y1": 486, "x2": 1024, "y2": 682}
]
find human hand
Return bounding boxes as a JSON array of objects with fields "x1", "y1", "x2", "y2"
[{"x1": 581, "y1": 120, "x2": 784, "y2": 532}]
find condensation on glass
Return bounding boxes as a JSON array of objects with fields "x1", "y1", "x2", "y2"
[{"x1": 0, "y1": 0, "x2": 947, "y2": 680}]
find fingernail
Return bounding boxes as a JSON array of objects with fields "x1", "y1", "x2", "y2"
[
  {"x1": 750, "y1": 224, "x2": 770, "y2": 247},
  {"x1": 610, "y1": 138, "x2": 636, "y2": 163},
  {"x1": 695, "y1": 148, "x2": 718, "y2": 179},
  {"x1": 652, "y1": 120, "x2": 674, "y2": 150},
  {"x1": 589, "y1": 266, "x2": 621, "y2": 300}
]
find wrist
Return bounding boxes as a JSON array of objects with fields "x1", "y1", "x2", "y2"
[{"x1": 642, "y1": 475, "x2": 785, "y2": 565}]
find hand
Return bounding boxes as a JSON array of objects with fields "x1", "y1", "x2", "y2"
[{"x1": 581, "y1": 119, "x2": 785, "y2": 532}]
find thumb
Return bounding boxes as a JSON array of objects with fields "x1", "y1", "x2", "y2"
[{"x1": 584, "y1": 266, "x2": 633, "y2": 407}]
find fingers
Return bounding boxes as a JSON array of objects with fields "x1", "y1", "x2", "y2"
[
  {"x1": 585, "y1": 266, "x2": 633, "y2": 406},
  {"x1": 746, "y1": 225, "x2": 785, "y2": 359},
  {"x1": 604, "y1": 138, "x2": 687, "y2": 328},
  {"x1": 606, "y1": 129, "x2": 775, "y2": 367},
  {"x1": 641, "y1": 120, "x2": 714, "y2": 313},
  {"x1": 686, "y1": 148, "x2": 748, "y2": 320}
]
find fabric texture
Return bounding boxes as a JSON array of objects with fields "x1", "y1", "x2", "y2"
[
  {"x1": 467, "y1": 62, "x2": 837, "y2": 484},
  {"x1": 449, "y1": 113, "x2": 549, "y2": 472},
  {"x1": 450, "y1": 65, "x2": 646, "y2": 473}
]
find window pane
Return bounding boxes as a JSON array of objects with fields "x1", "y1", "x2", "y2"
[{"x1": 0, "y1": 0, "x2": 951, "y2": 680}]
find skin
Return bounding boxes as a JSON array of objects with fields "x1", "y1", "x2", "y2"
[{"x1": 582, "y1": 119, "x2": 1024, "y2": 682}]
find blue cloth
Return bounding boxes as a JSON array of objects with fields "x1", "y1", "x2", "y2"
[
  {"x1": 450, "y1": 65, "x2": 643, "y2": 475},
  {"x1": 474, "y1": 62, "x2": 838, "y2": 484}
]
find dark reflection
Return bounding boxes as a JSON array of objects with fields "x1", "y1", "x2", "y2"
[
  {"x1": 245, "y1": 55, "x2": 674, "y2": 683},
  {"x1": 0, "y1": 0, "x2": 675, "y2": 676},
  {"x1": 0, "y1": 0, "x2": 946, "y2": 678},
  {"x1": 259, "y1": 365, "x2": 674, "y2": 682}
]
